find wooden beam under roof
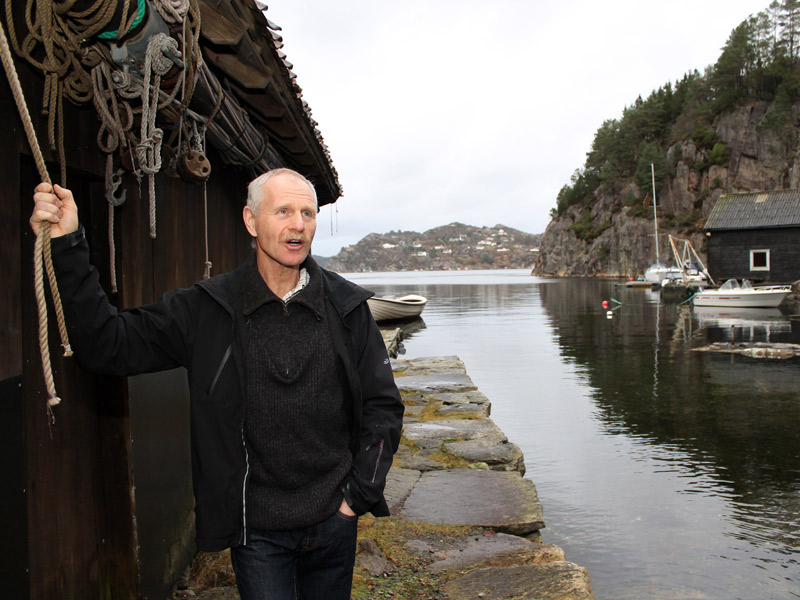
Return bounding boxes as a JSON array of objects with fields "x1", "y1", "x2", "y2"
[
  {"x1": 204, "y1": 48, "x2": 270, "y2": 90},
  {"x1": 197, "y1": 0, "x2": 245, "y2": 45}
]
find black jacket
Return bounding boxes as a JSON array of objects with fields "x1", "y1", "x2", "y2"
[{"x1": 51, "y1": 228, "x2": 404, "y2": 551}]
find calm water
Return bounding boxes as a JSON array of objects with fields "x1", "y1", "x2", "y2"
[{"x1": 344, "y1": 269, "x2": 800, "y2": 600}]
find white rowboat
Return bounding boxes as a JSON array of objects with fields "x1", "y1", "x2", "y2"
[{"x1": 367, "y1": 294, "x2": 427, "y2": 322}]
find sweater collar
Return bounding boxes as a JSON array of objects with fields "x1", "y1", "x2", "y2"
[{"x1": 242, "y1": 255, "x2": 326, "y2": 319}]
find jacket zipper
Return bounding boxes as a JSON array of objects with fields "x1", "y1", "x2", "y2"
[
  {"x1": 208, "y1": 345, "x2": 232, "y2": 396},
  {"x1": 240, "y1": 431, "x2": 250, "y2": 546},
  {"x1": 239, "y1": 319, "x2": 252, "y2": 546},
  {"x1": 370, "y1": 438, "x2": 385, "y2": 483}
]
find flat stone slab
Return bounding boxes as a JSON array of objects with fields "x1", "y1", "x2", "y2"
[
  {"x1": 436, "y1": 402, "x2": 490, "y2": 418},
  {"x1": 402, "y1": 419, "x2": 506, "y2": 445},
  {"x1": 445, "y1": 439, "x2": 525, "y2": 474},
  {"x1": 393, "y1": 453, "x2": 446, "y2": 472},
  {"x1": 384, "y1": 467, "x2": 421, "y2": 513},
  {"x1": 402, "y1": 404, "x2": 427, "y2": 418},
  {"x1": 393, "y1": 355, "x2": 465, "y2": 375},
  {"x1": 425, "y1": 534, "x2": 565, "y2": 573},
  {"x1": 400, "y1": 394, "x2": 428, "y2": 406},
  {"x1": 431, "y1": 390, "x2": 491, "y2": 405},
  {"x1": 394, "y1": 373, "x2": 477, "y2": 394},
  {"x1": 444, "y1": 562, "x2": 594, "y2": 600},
  {"x1": 399, "y1": 469, "x2": 544, "y2": 535},
  {"x1": 693, "y1": 341, "x2": 800, "y2": 359},
  {"x1": 380, "y1": 328, "x2": 402, "y2": 357}
]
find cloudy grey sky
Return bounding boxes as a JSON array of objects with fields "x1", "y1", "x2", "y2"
[{"x1": 263, "y1": 1, "x2": 763, "y2": 257}]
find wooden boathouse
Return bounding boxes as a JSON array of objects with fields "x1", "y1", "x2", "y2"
[
  {"x1": 0, "y1": 1, "x2": 340, "y2": 598},
  {"x1": 703, "y1": 190, "x2": 800, "y2": 284}
]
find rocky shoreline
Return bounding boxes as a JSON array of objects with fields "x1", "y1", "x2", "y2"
[
  {"x1": 381, "y1": 353, "x2": 594, "y2": 600},
  {"x1": 181, "y1": 337, "x2": 594, "y2": 600}
]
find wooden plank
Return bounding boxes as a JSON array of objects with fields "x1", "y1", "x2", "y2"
[
  {"x1": 198, "y1": 0, "x2": 245, "y2": 45},
  {"x1": 22, "y1": 168, "x2": 108, "y2": 599},
  {"x1": 223, "y1": 80, "x2": 286, "y2": 119},
  {"x1": 0, "y1": 375, "x2": 27, "y2": 599},
  {"x1": 16, "y1": 85, "x2": 140, "y2": 597},
  {"x1": 204, "y1": 47, "x2": 270, "y2": 90},
  {"x1": 0, "y1": 85, "x2": 22, "y2": 380}
]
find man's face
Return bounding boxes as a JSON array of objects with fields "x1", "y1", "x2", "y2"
[{"x1": 243, "y1": 174, "x2": 317, "y2": 271}]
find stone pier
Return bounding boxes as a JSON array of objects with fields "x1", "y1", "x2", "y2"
[
  {"x1": 190, "y1": 334, "x2": 595, "y2": 600},
  {"x1": 374, "y1": 347, "x2": 594, "y2": 600}
]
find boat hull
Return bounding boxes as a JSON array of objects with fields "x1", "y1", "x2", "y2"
[
  {"x1": 692, "y1": 287, "x2": 791, "y2": 308},
  {"x1": 644, "y1": 264, "x2": 669, "y2": 283},
  {"x1": 367, "y1": 294, "x2": 427, "y2": 322}
]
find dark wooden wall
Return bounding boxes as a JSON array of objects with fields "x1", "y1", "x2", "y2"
[
  {"x1": 706, "y1": 227, "x2": 800, "y2": 284},
  {"x1": 1, "y1": 33, "x2": 252, "y2": 600}
]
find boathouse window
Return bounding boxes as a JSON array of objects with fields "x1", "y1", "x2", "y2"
[{"x1": 750, "y1": 249, "x2": 770, "y2": 271}]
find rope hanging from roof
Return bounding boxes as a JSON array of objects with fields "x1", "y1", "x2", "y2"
[
  {"x1": 5, "y1": 0, "x2": 203, "y2": 238},
  {"x1": 0, "y1": 16, "x2": 71, "y2": 419},
  {"x1": 138, "y1": 31, "x2": 177, "y2": 237},
  {"x1": 1, "y1": 0, "x2": 202, "y2": 415}
]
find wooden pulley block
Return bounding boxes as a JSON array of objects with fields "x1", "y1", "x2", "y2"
[{"x1": 179, "y1": 150, "x2": 211, "y2": 182}]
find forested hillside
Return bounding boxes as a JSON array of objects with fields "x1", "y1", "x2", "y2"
[
  {"x1": 533, "y1": 1, "x2": 800, "y2": 277},
  {"x1": 325, "y1": 223, "x2": 541, "y2": 272}
]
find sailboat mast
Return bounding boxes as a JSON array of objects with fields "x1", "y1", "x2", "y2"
[{"x1": 651, "y1": 163, "x2": 659, "y2": 264}]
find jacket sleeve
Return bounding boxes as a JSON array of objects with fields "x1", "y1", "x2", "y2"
[
  {"x1": 341, "y1": 305, "x2": 404, "y2": 516},
  {"x1": 50, "y1": 227, "x2": 195, "y2": 376}
]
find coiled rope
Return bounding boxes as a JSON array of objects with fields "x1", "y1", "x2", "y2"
[
  {"x1": 0, "y1": 17, "x2": 71, "y2": 416},
  {"x1": 7, "y1": 0, "x2": 203, "y2": 240},
  {"x1": 1, "y1": 0, "x2": 203, "y2": 415}
]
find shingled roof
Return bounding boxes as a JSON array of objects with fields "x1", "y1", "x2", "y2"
[
  {"x1": 197, "y1": 0, "x2": 341, "y2": 205},
  {"x1": 704, "y1": 190, "x2": 800, "y2": 231}
]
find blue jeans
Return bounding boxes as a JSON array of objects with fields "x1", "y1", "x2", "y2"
[{"x1": 230, "y1": 510, "x2": 359, "y2": 600}]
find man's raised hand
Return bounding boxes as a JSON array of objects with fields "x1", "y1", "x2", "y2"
[{"x1": 30, "y1": 183, "x2": 79, "y2": 238}]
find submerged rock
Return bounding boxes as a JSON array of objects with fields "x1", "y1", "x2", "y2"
[{"x1": 444, "y1": 562, "x2": 594, "y2": 600}]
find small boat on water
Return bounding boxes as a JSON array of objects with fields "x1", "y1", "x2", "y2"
[
  {"x1": 692, "y1": 279, "x2": 792, "y2": 308},
  {"x1": 643, "y1": 164, "x2": 673, "y2": 284},
  {"x1": 367, "y1": 294, "x2": 427, "y2": 322},
  {"x1": 644, "y1": 263, "x2": 672, "y2": 284}
]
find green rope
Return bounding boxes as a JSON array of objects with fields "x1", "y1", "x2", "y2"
[
  {"x1": 98, "y1": 0, "x2": 146, "y2": 39},
  {"x1": 678, "y1": 292, "x2": 698, "y2": 306}
]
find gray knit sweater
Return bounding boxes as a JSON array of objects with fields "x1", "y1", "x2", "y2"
[{"x1": 241, "y1": 258, "x2": 352, "y2": 531}]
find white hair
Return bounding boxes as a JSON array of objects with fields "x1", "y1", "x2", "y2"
[{"x1": 246, "y1": 168, "x2": 318, "y2": 215}]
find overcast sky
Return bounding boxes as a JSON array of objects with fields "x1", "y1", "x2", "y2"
[{"x1": 262, "y1": 1, "x2": 764, "y2": 257}]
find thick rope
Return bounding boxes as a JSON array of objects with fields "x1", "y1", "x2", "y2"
[
  {"x1": 1, "y1": 0, "x2": 203, "y2": 412},
  {"x1": 105, "y1": 155, "x2": 118, "y2": 292},
  {"x1": 92, "y1": 61, "x2": 132, "y2": 153},
  {"x1": 0, "y1": 17, "x2": 71, "y2": 413},
  {"x1": 137, "y1": 32, "x2": 178, "y2": 237},
  {"x1": 154, "y1": 0, "x2": 189, "y2": 24}
]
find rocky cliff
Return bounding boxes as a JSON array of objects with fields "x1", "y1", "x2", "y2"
[{"x1": 533, "y1": 100, "x2": 800, "y2": 278}]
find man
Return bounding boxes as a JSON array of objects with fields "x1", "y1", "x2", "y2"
[{"x1": 30, "y1": 168, "x2": 404, "y2": 600}]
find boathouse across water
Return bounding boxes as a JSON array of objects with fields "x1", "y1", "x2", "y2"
[{"x1": 704, "y1": 190, "x2": 800, "y2": 284}]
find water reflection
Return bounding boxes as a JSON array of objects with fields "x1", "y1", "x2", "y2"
[
  {"x1": 538, "y1": 280, "x2": 800, "y2": 599},
  {"x1": 345, "y1": 271, "x2": 800, "y2": 600}
]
